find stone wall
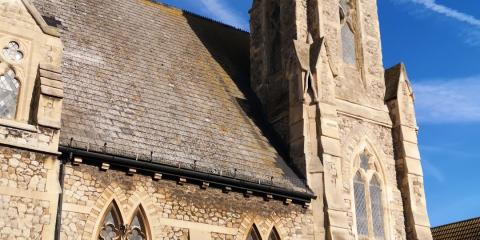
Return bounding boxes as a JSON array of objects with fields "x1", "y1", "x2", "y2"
[
  {"x1": 338, "y1": 115, "x2": 407, "y2": 240},
  {"x1": 60, "y1": 163, "x2": 315, "y2": 240},
  {"x1": 0, "y1": 146, "x2": 60, "y2": 240}
]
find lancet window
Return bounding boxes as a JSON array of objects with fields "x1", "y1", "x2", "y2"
[{"x1": 353, "y1": 150, "x2": 387, "y2": 240}]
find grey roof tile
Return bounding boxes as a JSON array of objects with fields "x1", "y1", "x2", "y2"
[{"x1": 33, "y1": 0, "x2": 307, "y2": 191}]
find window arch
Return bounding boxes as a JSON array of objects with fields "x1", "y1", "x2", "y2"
[
  {"x1": 352, "y1": 150, "x2": 387, "y2": 240},
  {"x1": 339, "y1": 0, "x2": 359, "y2": 66},
  {"x1": 98, "y1": 201, "x2": 123, "y2": 240},
  {"x1": 97, "y1": 201, "x2": 150, "y2": 240},
  {"x1": 0, "y1": 68, "x2": 20, "y2": 119},
  {"x1": 268, "y1": 227, "x2": 281, "y2": 240},
  {"x1": 247, "y1": 225, "x2": 262, "y2": 240}
]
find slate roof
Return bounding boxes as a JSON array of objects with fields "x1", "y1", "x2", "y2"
[
  {"x1": 33, "y1": 0, "x2": 308, "y2": 191},
  {"x1": 432, "y1": 217, "x2": 480, "y2": 240}
]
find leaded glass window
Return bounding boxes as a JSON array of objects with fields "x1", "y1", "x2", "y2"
[
  {"x1": 353, "y1": 149, "x2": 388, "y2": 239},
  {"x1": 126, "y1": 209, "x2": 147, "y2": 240},
  {"x1": 99, "y1": 202, "x2": 122, "y2": 240},
  {"x1": 340, "y1": 0, "x2": 358, "y2": 65},
  {"x1": 98, "y1": 203, "x2": 149, "y2": 240},
  {"x1": 354, "y1": 172, "x2": 368, "y2": 237},
  {"x1": 370, "y1": 176, "x2": 385, "y2": 239},
  {"x1": 268, "y1": 227, "x2": 281, "y2": 240},
  {"x1": 247, "y1": 225, "x2": 262, "y2": 240},
  {"x1": 0, "y1": 68, "x2": 20, "y2": 119}
]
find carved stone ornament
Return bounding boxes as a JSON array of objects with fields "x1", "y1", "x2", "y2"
[{"x1": 293, "y1": 33, "x2": 323, "y2": 103}]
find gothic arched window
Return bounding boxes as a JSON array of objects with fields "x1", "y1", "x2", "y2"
[
  {"x1": 98, "y1": 202, "x2": 149, "y2": 240},
  {"x1": 268, "y1": 227, "x2": 281, "y2": 240},
  {"x1": 0, "y1": 68, "x2": 20, "y2": 119},
  {"x1": 339, "y1": 0, "x2": 358, "y2": 66},
  {"x1": 99, "y1": 202, "x2": 123, "y2": 240},
  {"x1": 352, "y1": 151, "x2": 387, "y2": 240},
  {"x1": 247, "y1": 225, "x2": 262, "y2": 240},
  {"x1": 126, "y1": 208, "x2": 148, "y2": 240}
]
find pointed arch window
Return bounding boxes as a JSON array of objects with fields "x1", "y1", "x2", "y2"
[
  {"x1": 99, "y1": 202, "x2": 122, "y2": 240},
  {"x1": 126, "y1": 208, "x2": 148, "y2": 240},
  {"x1": 268, "y1": 227, "x2": 281, "y2": 240},
  {"x1": 98, "y1": 202, "x2": 149, "y2": 240},
  {"x1": 352, "y1": 151, "x2": 387, "y2": 240},
  {"x1": 339, "y1": 0, "x2": 358, "y2": 66},
  {"x1": 247, "y1": 225, "x2": 262, "y2": 240}
]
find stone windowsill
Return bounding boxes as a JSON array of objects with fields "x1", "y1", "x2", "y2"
[{"x1": 0, "y1": 118, "x2": 37, "y2": 132}]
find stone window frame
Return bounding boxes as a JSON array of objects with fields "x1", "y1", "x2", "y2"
[
  {"x1": 96, "y1": 199, "x2": 152, "y2": 240},
  {"x1": 267, "y1": 226, "x2": 281, "y2": 240},
  {"x1": 246, "y1": 224, "x2": 262, "y2": 240},
  {"x1": 351, "y1": 148, "x2": 390, "y2": 240},
  {"x1": 339, "y1": 0, "x2": 367, "y2": 85},
  {"x1": 0, "y1": 38, "x2": 28, "y2": 123}
]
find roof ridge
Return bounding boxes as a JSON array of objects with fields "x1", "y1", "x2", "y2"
[
  {"x1": 149, "y1": 0, "x2": 250, "y2": 34},
  {"x1": 432, "y1": 216, "x2": 480, "y2": 230}
]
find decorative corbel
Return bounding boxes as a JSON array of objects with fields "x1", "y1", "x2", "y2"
[{"x1": 35, "y1": 63, "x2": 63, "y2": 129}]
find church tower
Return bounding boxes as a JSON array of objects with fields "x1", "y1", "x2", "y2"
[{"x1": 250, "y1": 0, "x2": 433, "y2": 239}]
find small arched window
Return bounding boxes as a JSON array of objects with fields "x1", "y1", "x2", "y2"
[
  {"x1": 0, "y1": 68, "x2": 20, "y2": 119},
  {"x1": 247, "y1": 225, "x2": 262, "y2": 240},
  {"x1": 268, "y1": 227, "x2": 281, "y2": 240},
  {"x1": 339, "y1": 0, "x2": 358, "y2": 66},
  {"x1": 99, "y1": 202, "x2": 123, "y2": 240},
  {"x1": 352, "y1": 151, "x2": 387, "y2": 240},
  {"x1": 126, "y1": 208, "x2": 148, "y2": 240},
  {"x1": 98, "y1": 202, "x2": 149, "y2": 240}
]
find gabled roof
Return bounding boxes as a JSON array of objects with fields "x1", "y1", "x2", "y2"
[
  {"x1": 432, "y1": 217, "x2": 480, "y2": 240},
  {"x1": 33, "y1": 0, "x2": 308, "y2": 192}
]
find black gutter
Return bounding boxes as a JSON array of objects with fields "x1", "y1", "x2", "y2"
[
  {"x1": 59, "y1": 146, "x2": 316, "y2": 203},
  {"x1": 54, "y1": 151, "x2": 68, "y2": 240}
]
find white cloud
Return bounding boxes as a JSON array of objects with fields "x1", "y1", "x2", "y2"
[
  {"x1": 407, "y1": 0, "x2": 480, "y2": 27},
  {"x1": 197, "y1": 0, "x2": 248, "y2": 30},
  {"x1": 413, "y1": 75, "x2": 480, "y2": 123},
  {"x1": 421, "y1": 158, "x2": 445, "y2": 183}
]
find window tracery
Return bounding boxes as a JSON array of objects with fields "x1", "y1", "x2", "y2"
[
  {"x1": 98, "y1": 202, "x2": 149, "y2": 240},
  {"x1": 352, "y1": 150, "x2": 387, "y2": 240},
  {"x1": 2, "y1": 41, "x2": 24, "y2": 62},
  {"x1": 0, "y1": 68, "x2": 20, "y2": 119}
]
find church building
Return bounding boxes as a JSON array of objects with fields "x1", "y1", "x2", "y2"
[{"x1": 0, "y1": 0, "x2": 434, "y2": 239}]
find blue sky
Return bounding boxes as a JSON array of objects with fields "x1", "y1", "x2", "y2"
[{"x1": 158, "y1": 0, "x2": 480, "y2": 227}]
